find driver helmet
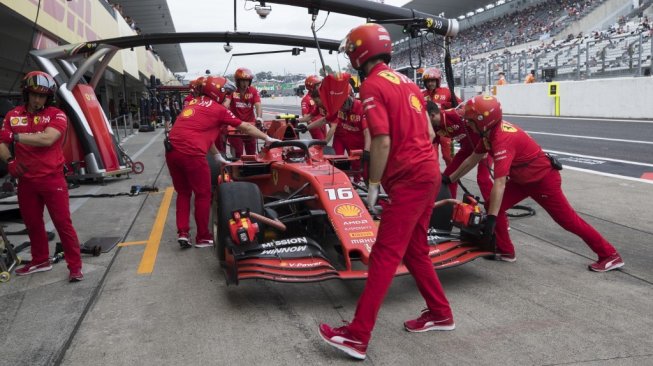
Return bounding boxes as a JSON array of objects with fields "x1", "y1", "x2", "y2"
[
  {"x1": 234, "y1": 67, "x2": 254, "y2": 87},
  {"x1": 461, "y1": 95, "x2": 503, "y2": 135},
  {"x1": 422, "y1": 67, "x2": 443, "y2": 88},
  {"x1": 22, "y1": 71, "x2": 57, "y2": 104},
  {"x1": 339, "y1": 24, "x2": 392, "y2": 71},
  {"x1": 304, "y1": 75, "x2": 322, "y2": 92},
  {"x1": 202, "y1": 76, "x2": 236, "y2": 104}
]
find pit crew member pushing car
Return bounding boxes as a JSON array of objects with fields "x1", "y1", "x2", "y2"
[
  {"x1": 224, "y1": 68, "x2": 263, "y2": 157},
  {"x1": 166, "y1": 76, "x2": 278, "y2": 248},
  {"x1": 447, "y1": 95, "x2": 624, "y2": 271},
  {"x1": 318, "y1": 24, "x2": 454, "y2": 360},
  {"x1": 422, "y1": 67, "x2": 459, "y2": 167},
  {"x1": 0, "y1": 71, "x2": 84, "y2": 282},
  {"x1": 427, "y1": 101, "x2": 493, "y2": 201}
]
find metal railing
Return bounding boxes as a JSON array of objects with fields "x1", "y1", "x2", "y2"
[
  {"x1": 453, "y1": 32, "x2": 652, "y2": 87},
  {"x1": 110, "y1": 113, "x2": 136, "y2": 143}
]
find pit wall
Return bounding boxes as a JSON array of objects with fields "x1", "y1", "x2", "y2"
[
  {"x1": 263, "y1": 77, "x2": 653, "y2": 120},
  {"x1": 494, "y1": 77, "x2": 653, "y2": 119}
]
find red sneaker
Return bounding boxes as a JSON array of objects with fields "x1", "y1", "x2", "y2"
[
  {"x1": 178, "y1": 232, "x2": 191, "y2": 249},
  {"x1": 404, "y1": 309, "x2": 456, "y2": 332},
  {"x1": 195, "y1": 238, "x2": 214, "y2": 248},
  {"x1": 15, "y1": 261, "x2": 52, "y2": 276},
  {"x1": 69, "y1": 268, "x2": 84, "y2": 282},
  {"x1": 589, "y1": 254, "x2": 624, "y2": 272},
  {"x1": 318, "y1": 323, "x2": 367, "y2": 360}
]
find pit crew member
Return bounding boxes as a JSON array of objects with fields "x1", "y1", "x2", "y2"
[
  {"x1": 422, "y1": 67, "x2": 459, "y2": 167},
  {"x1": 447, "y1": 95, "x2": 624, "y2": 271},
  {"x1": 166, "y1": 76, "x2": 278, "y2": 248},
  {"x1": 427, "y1": 101, "x2": 493, "y2": 201},
  {"x1": 323, "y1": 92, "x2": 370, "y2": 179},
  {"x1": 298, "y1": 75, "x2": 327, "y2": 140},
  {"x1": 224, "y1": 68, "x2": 263, "y2": 157},
  {"x1": 0, "y1": 71, "x2": 84, "y2": 282},
  {"x1": 318, "y1": 24, "x2": 454, "y2": 361}
]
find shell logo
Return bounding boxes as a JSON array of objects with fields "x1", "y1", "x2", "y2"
[
  {"x1": 409, "y1": 94, "x2": 422, "y2": 113},
  {"x1": 182, "y1": 109, "x2": 194, "y2": 118},
  {"x1": 483, "y1": 96, "x2": 494, "y2": 101},
  {"x1": 10, "y1": 117, "x2": 19, "y2": 126},
  {"x1": 335, "y1": 204, "x2": 362, "y2": 218}
]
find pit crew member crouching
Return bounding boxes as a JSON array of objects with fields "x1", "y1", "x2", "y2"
[
  {"x1": 166, "y1": 76, "x2": 278, "y2": 249},
  {"x1": 318, "y1": 24, "x2": 454, "y2": 361},
  {"x1": 447, "y1": 95, "x2": 624, "y2": 271},
  {"x1": 427, "y1": 101, "x2": 493, "y2": 201},
  {"x1": 0, "y1": 71, "x2": 84, "y2": 282}
]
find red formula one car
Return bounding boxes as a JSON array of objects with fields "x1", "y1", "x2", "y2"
[{"x1": 212, "y1": 117, "x2": 494, "y2": 285}]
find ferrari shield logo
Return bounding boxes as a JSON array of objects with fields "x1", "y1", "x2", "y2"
[
  {"x1": 501, "y1": 122, "x2": 517, "y2": 132},
  {"x1": 33, "y1": 116, "x2": 40, "y2": 125},
  {"x1": 378, "y1": 71, "x2": 400, "y2": 85},
  {"x1": 272, "y1": 169, "x2": 278, "y2": 185},
  {"x1": 182, "y1": 109, "x2": 194, "y2": 118}
]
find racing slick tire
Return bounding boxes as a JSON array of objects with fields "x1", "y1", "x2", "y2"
[
  {"x1": 430, "y1": 182, "x2": 454, "y2": 232},
  {"x1": 213, "y1": 182, "x2": 265, "y2": 264}
]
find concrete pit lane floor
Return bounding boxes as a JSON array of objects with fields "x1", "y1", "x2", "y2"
[{"x1": 0, "y1": 120, "x2": 651, "y2": 366}]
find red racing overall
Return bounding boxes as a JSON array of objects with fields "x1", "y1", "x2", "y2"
[
  {"x1": 226, "y1": 86, "x2": 260, "y2": 157},
  {"x1": 476, "y1": 120, "x2": 618, "y2": 258},
  {"x1": 167, "y1": 96, "x2": 242, "y2": 242},
  {"x1": 3, "y1": 105, "x2": 82, "y2": 272},
  {"x1": 347, "y1": 63, "x2": 452, "y2": 344},
  {"x1": 439, "y1": 109, "x2": 493, "y2": 201},
  {"x1": 424, "y1": 87, "x2": 460, "y2": 166},
  {"x1": 300, "y1": 93, "x2": 327, "y2": 140}
]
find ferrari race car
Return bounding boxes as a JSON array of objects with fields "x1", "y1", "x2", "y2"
[{"x1": 212, "y1": 117, "x2": 495, "y2": 285}]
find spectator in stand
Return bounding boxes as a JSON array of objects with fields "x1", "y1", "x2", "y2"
[
  {"x1": 525, "y1": 70, "x2": 536, "y2": 83},
  {"x1": 497, "y1": 72, "x2": 508, "y2": 85}
]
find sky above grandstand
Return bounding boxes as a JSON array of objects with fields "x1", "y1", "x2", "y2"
[{"x1": 167, "y1": 0, "x2": 410, "y2": 79}]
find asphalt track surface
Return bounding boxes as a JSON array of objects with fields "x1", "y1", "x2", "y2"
[
  {"x1": 265, "y1": 104, "x2": 653, "y2": 183},
  {"x1": 0, "y1": 110, "x2": 651, "y2": 366}
]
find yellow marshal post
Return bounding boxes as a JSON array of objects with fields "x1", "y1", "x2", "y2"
[{"x1": 548, "y1": 82, "x2": 560, "y2": 116}]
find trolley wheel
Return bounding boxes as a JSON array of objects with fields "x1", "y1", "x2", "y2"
[
  {"x1": 0, "y1": 271, "x2": 10, "y2": 283},
  {"x1": 131, "y1": 161, "x2": 145, "y2": 174}
]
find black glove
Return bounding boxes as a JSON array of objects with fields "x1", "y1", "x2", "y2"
[
  {"x1": 483, "y1": 215, "x2": 497, "y2": 240},
  {"x1": 296, "y1": 124, "x2": 308, "y2": 134},
  {"x1": 441, "y1": 175, "x2": 452, "y2": 185},
  {"x1": 361, "y1": 150, "x2": 370, "y2": 163}
]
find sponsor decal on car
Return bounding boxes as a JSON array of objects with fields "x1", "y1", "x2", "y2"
[
  {"x1": 260, "y1": 237, "x2": 308, "y2": 248},
  {"x1": 261, "y1": 246, "x2": 308, "y2": 255},
  {"x1": 349, "y1": 231, "x2": 374, "y2": 238},
  {"x1": 335, "y1": 204, "x2": 362, "y2": 218}
]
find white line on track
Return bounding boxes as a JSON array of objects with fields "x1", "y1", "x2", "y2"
[
  {"x1": 528, "y1": 131, "x2": 653, "y2": 145},
  {"x1": 560, "y1": 165, "x2": 653, "y2": 185},
  {"x1": 544, "y1": 149, "x2": 653, "y2": 167},
  {"x1": 506, "y1": 114, "x2": 653, "y2": 124}
]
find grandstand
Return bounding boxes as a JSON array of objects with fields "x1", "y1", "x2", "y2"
[{"x1": 391, "y1": 0, "x2": 652, "y2": 87}]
